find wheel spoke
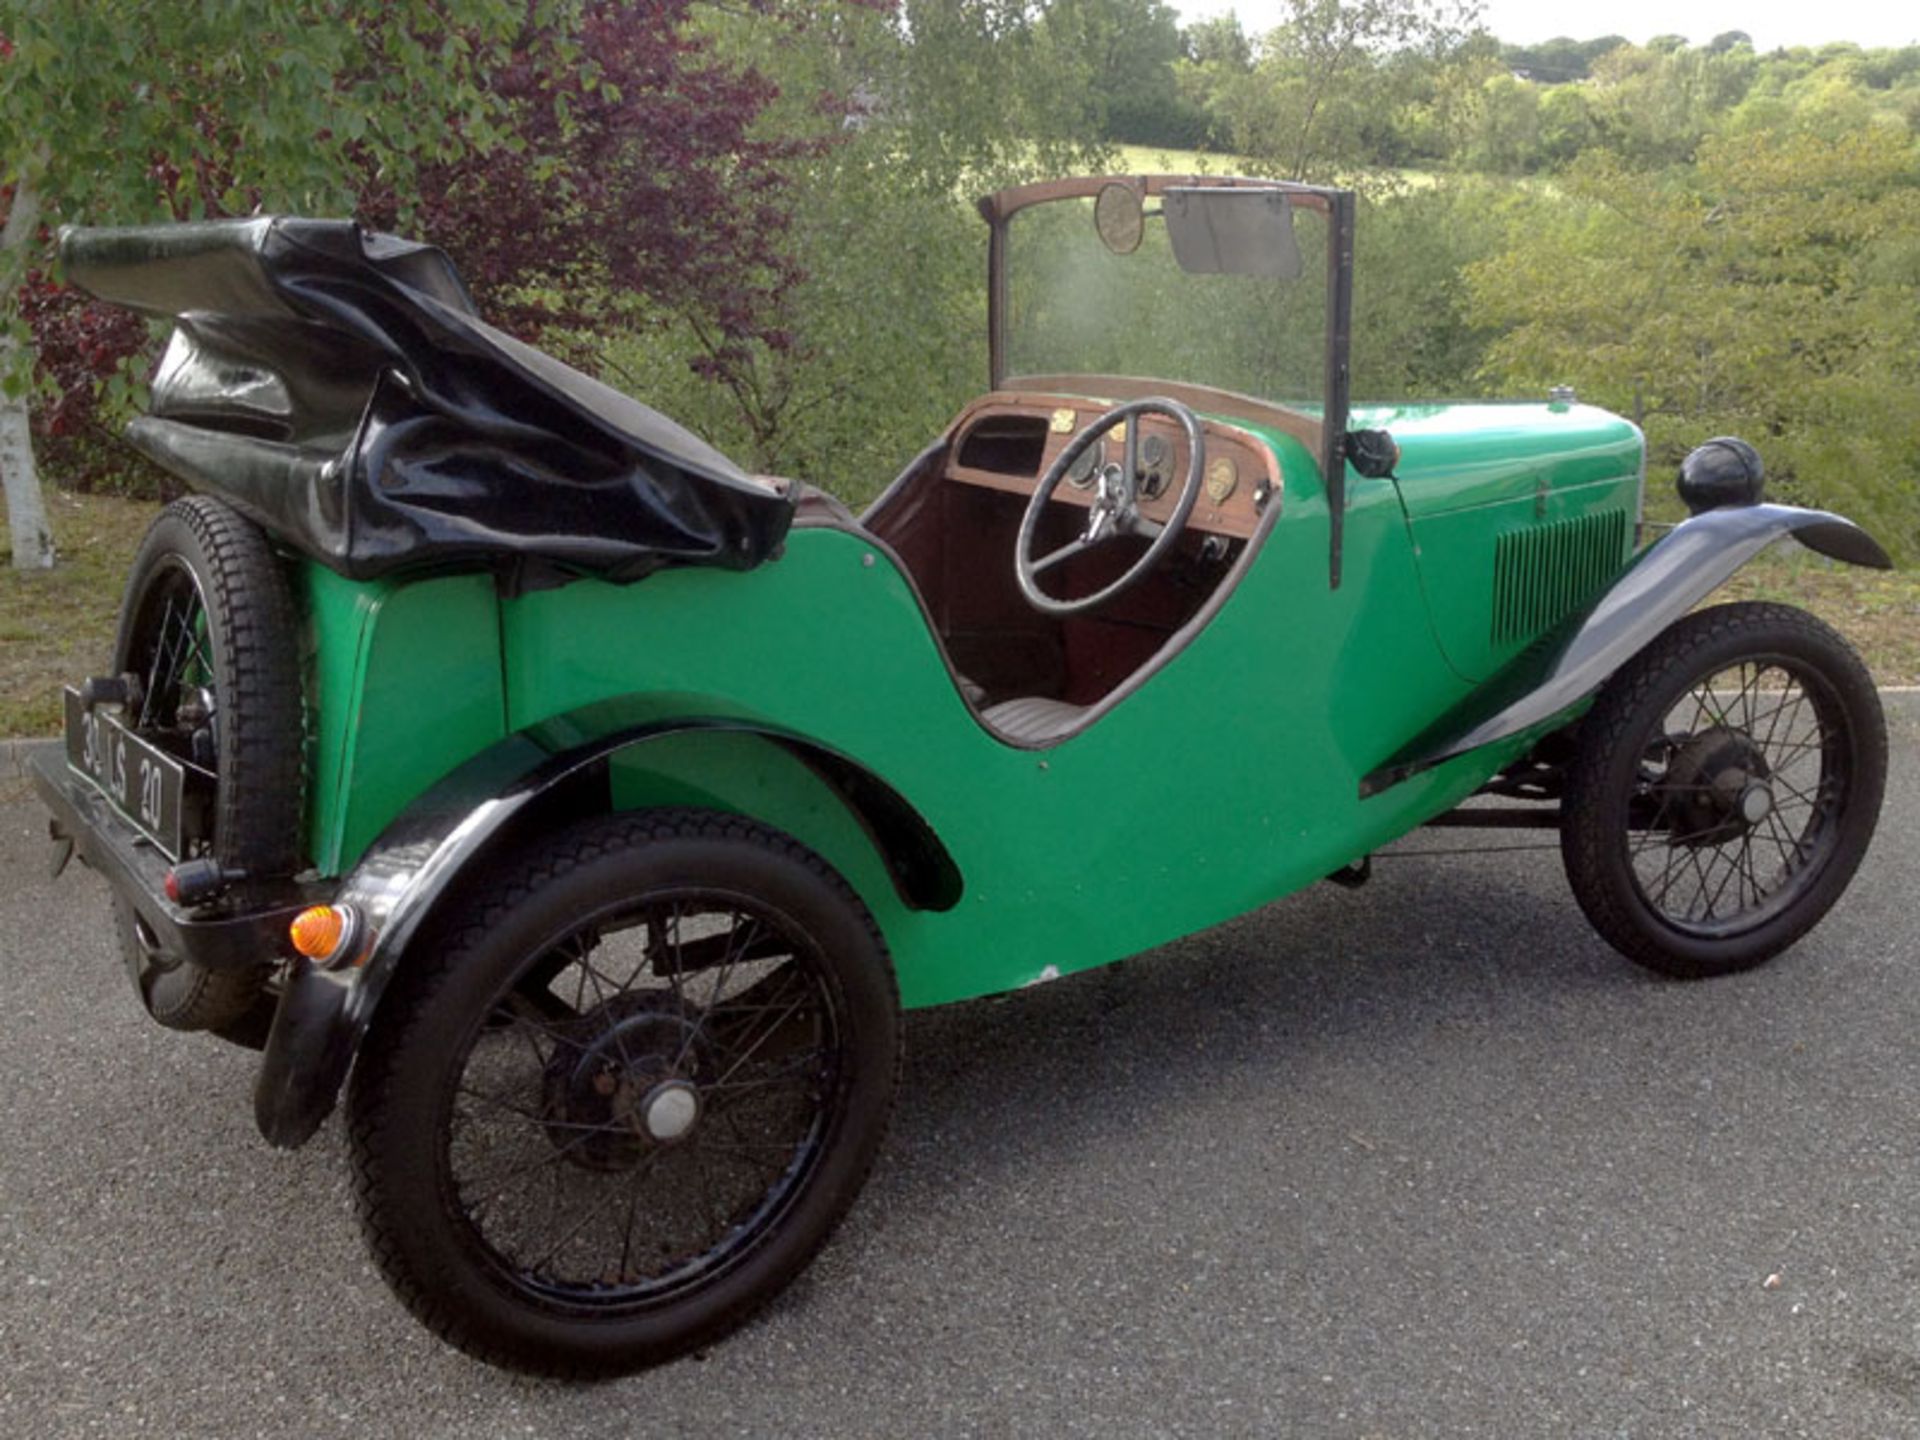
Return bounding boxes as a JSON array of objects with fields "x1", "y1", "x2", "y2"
[
  {"x1": 1702, "y1": 840, "x2": 1742, "y2": 920},
  {"x1": 528, "y1": 1148, "x2": 668, "y2": 1280},
  {"x1": 436, "y1": 880, "x2": 850, "y2": 1304}
]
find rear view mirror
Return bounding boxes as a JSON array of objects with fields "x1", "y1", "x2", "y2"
[{"x1": 1093, "y1": 182, "x2": 1144, "y2": 255}]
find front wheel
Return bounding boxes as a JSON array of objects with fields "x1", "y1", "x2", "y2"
[
  {"x1": 1561, "y1": 602, "x2": 1886, "y2": 978},
  {"x1": 347, "y1": 810, "x2": 901, "y2": 1376}
]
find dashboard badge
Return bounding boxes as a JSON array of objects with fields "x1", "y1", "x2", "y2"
[
  {"x1": 1206, "y1": 455, "x2": 1239, "y2": 504},
  {"x1": 1049, "y1": 408, "x2": 1077, "y2": 434}
]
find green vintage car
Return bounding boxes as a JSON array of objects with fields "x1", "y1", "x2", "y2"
[{"x1": 34, "y1": 175, "x2": 1890, "y2": 1375}]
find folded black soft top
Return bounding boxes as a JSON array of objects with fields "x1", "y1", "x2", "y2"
[{"x1": 60, "y1": 217, "x2": 793, "y2": 585}]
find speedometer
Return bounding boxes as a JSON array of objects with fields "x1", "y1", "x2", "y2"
[
  {"x1": 1138, "y1": 433, "x2": 1171, "y2": 498},
  {"x1": 1067, "y1": 439, "x2": 1104, "y2": 489}
]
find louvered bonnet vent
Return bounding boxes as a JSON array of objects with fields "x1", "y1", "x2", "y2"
[{"x1": 1492, "y1": 510, "x2": 1631, "y2": 645}]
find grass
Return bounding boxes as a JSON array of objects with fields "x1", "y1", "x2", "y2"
[
  {"x1": 0, "y1": 488, "x2": 156, "y2": 736},
  {"x1": 1718, "y1": 548, "x2": 1920, "y2": 686},
  {"x1": 1109, "y1": 144, "x2": 1446, "y2": 190},
  {"x1": 1113, "y1": 142, "x2": 1256, "y2": 175},
  {"x1": 1, "y1": 487, "x2": 1915, "y2": 739}
]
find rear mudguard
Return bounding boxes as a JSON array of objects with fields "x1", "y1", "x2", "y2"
[
  {"x1": 253, "y1": 708, "x2": 959, "y2": 1148},
  {"x1": 1361, "y1": 503, "x2": 1891, "y2": 796}
]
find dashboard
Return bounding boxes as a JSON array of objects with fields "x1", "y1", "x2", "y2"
[{"x1": 943, "y1": 392, "x2": 1283, "y2": 540}]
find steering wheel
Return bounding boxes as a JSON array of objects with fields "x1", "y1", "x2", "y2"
[{"x1": 1015, "y1": 397, "x2": 1206, "y2": 616}]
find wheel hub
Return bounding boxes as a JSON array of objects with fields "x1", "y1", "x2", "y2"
[
  {"x1": 540, "y1": 993, "x2": 706, "y2": 1170},
  {"x1": 1663, "y1": 726, "x2": 1772, "y2": 848},
  {"x1": 640, "y1": 1080, "x2": 701, "y2": 1142}
]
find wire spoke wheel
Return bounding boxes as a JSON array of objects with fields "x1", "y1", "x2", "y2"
[
  {"x1": 448, "y1": 895, "x2": 842, "y2": 1302},
  {"x1": 349, "y1": 811, "x2": 900, "y2": 1376},
  {"x1": 121, "y1": 557, "x2": 219, "y2": 798},
  {"x1": 1624, "y1": 658, "x2": 1842, "y2": 937},
  {"x1": 1563, "y1": 602, "x2": 1885, "y2": 978}
]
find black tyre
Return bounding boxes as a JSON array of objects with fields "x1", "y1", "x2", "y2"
[
  {"x1": 112, "y1": 497, "x2": 304, "y2": 1030},
  {"x1": 346, "y1": 810, "x2": 901, "y2": 1376},
  {"x1": 1561, "y1": 601, "x2": 1885, "y2": 978}
]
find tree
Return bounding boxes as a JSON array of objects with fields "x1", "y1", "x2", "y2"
[
  {"x1": 354, "y1": 0, "x2": 893, "y2": 435},
  {"x1": 1584, "y1": 39, "x2": 1758, "y2": 167},
  {"x1": 1466, "y1": 130, "x2": 1920, "y2": 561},
  {"x1": 1219, "y1": 0, "x2": 1482, "y2": 182},
  {"x1": 0, "y1": 2, "x2": 525, "y2": 568},
  {"x1": 1185, "y1": 13, "x2": 1253, "y2": 69},
  {"x1": 1501, "y1": 34, "x2": 1628, "y2": 83},
  {"x1": 1176, "y1": 13, "x2": 1255, "y2": 150},
  {"x1": 1035, "y1": 0, "x2": 1200, "y2": 148},
  {"x1": 578, "y1": 0, "x2": 1111, "y2": 495}
]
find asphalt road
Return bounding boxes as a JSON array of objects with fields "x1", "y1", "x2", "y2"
[{"x1": 2, "y1": 697, "x2": 1917, "y2": 1440}]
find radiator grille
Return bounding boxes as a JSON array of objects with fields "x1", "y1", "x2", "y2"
[{"x1": 1492, "y1": 510, "x2": 1630, "y2": 646}]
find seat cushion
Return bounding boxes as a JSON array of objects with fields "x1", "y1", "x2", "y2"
[{"x1": 981, "y1": 695, "x2": 1088, "y2": 744}]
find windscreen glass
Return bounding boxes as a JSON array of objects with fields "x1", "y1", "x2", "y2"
[{"x1": 1003, "y1": 187, "x2": 1329, "y2": 408}]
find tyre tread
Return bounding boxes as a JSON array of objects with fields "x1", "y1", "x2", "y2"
[
  {"x1": 346, "y1": 808, "x2": 900, "y2": 1377},
  {"x1": 113, "y1": 497, "x2": 304, "y2": 1029},
  {"x1": 1561, "y1": 601, "x2": 1885, "y2": 977}
]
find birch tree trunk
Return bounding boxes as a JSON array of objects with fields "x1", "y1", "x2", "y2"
[{"x1": 1, "y1": 175, "x2": 53, "y2": 570}]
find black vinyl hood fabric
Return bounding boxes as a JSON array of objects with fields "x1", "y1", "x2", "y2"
[{"x1": 59, "y1": 218, "x2": 794, "y2": 585}]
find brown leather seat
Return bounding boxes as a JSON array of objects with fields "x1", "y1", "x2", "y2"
[{"x1": 980, "y1": 695, "x2": 1088, "y2": 744}]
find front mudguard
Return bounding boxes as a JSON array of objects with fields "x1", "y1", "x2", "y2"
[
  {"x1": 253, "y1": 712, "x2": 959, "y2": 1149},
  {"x1": 1362, "y1": 503, "x2": 1892, "y2": 795}
]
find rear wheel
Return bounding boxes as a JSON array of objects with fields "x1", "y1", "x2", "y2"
[
  {"x1": 347, "y1": 810, "x2": 901, "y2": 1376},
  {"x1": 1561, "y1": 602, "x2": 1885, "y2": 978},
  {"x1": 111, "y1": 497, "x2": 303, "y2": 1030}
]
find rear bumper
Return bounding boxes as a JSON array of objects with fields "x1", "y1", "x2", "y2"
[{"x1": 31, "y1": 746, "x2": 310, "y2": 971}]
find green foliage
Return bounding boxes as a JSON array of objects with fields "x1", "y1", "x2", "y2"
[
  {"x1": 1039, "y1": 0, "x2": 1206, "y2": 148},
  {"x1": 0, "y1": 0, "x2": 526, "y2": 400},
  {"x1": 1466, "y1": 132, "x2": 1920, "y2": 562},
  {"x1": 0, "y1": 2, "x2": 523, "y2": 224},
  {"x1": 1500, "y1": 35, "x2": 1629, "y2": 83},
  {"x1": 586, "y1": 0, "x2": 1109, "y2": 505},
  {"x1": 6, "y1": 0, "x2": 1916, "y2": 566},
  {"x1": 1351, "y1": 179, "x2": 1504, "y2": 399},
  {"x1": 1216, "y1": 0, "x2": 1483, "y2": 182}
]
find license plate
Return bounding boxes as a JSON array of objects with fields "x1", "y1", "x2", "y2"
[{"x1": 63, "y1": 687, "x2": 196, "y2": 861}]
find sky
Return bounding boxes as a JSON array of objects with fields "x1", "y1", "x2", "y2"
[{"x1": 1173, "y1": 1, "x2": 1920, "y2": 52}]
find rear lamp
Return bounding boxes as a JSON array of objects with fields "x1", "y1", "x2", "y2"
[
  {"x1": 290, "y1": 904, "x2": 360, "y2": 968},
  {"x1": 163, "y1": 858, "x2": 238, "y2": 905}
]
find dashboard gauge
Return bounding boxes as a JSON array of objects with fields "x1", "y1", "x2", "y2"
[
  {"x1": 1066, "y1": 439, "x2": 1104, "y2": 489},
  {"x1": 1206, "y1": 455, "x2": 1239, "y2": 504},
  {"x1": 1138, "y1": 433, "x2": 1171, "y2": 498}
]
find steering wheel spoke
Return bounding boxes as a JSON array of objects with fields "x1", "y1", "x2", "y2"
[
  {"x1": 1032, "y1": 535, "x2": 1095, "y2": 576},
  {"x1": 1014, "y1": 397, "x2": 1206, "y2": 617},
  {"x1": 1128, "y1": 513, "x2": 1165, "y2": 542},
  {"x1": 1121, "y1": 421, "x2": 1143, "y2": 496}
]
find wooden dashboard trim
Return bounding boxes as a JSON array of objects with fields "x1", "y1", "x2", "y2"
[
  {"x1": 1002, "y1": 374, "x2": 1323, "y2": 459},
  {"x1": 942, "y1": 391, "x2": 1283, "y2": 541}
]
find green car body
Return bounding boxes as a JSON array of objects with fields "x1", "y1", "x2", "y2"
[{"x1": 303, "y1": 397, "x2": 1643, "y2": 1009}]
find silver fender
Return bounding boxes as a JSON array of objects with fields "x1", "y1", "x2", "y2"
[{"x1": 1361, "y1": 504, "x2": 1891, "y2": 796}]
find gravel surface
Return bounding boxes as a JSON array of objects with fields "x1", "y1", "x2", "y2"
[{"x1": 2, "y1": 697, "x2": 1916, "y2": 1439}]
